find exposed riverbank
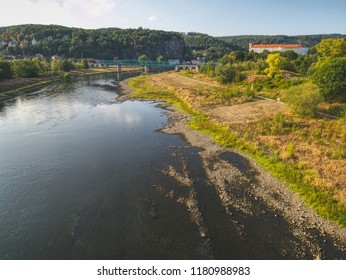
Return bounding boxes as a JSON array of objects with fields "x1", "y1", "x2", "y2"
[{"x1": 119, "y1": 74, "x2": 346, "y2": 259}]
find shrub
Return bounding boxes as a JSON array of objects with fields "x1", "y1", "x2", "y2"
[
  {"x1": 221, "y1": 87, "x2": 241, "y2": 99},
  {"x1": 244, "y1": 88, "x2": 255, "y2": 99},
  {"x1": 215, "y1": 63, "x2": 236, "y2": 84},
  {"x1": 215, "y1": 63, "x2": 245, "y2": 84},
  {"x1": 0, "y1": 60, "x2": 12, "y2": 80},
  {"x1": 12, "y1": 59, "x2": 39, "y2": 78},
  {"x1": 60, "y1": 59, "x2": 75, "y2": 72},
  {"x1": 312, "y1": 57, "x2": 346, "y2": 100},
  {"x1": 282, "y1": 82, "x2": 323, "y2": 116}
]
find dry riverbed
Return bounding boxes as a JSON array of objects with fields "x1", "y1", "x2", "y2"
[{"x1": 119, "y1": 77, "x2": 346, "y2": 259}]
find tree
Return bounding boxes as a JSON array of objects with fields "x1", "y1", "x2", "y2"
[
  {"x1": 264, "y1": 53, "x2": 286, "y2": 77},
  {"x1": 138, "y1": 54, "x2": 149, "y2": 61},
  {"x1": 50, "y1": 59, "x2": 60, "y2": 73},
  {"x1": 282, "y1": 82, "x2": 323, "y2": 116},
  {"x1": 0, "y1": 60, "x2": 12, "y2": 80},
  {"x1": 81, "y1": 58, "x2": 89, "y2": 69},
  {"x1": 60, "y1": 58, "x2": 74, "y2": 72},
  {"x1": 215, "y1": 63, "x2": 236, "y2": 84},
  {"x1": 156, "y1": 55, "x2": 166, "y2": 62},
  {"x1": 215, "y1": 63, "x2": 246, "y2": 84},
  {"x1": 315, "y1": 38, "x2": 346, "y2": 66},
  {"x1": 312, "y1": 57, "x2": 346, "y2": 100},
  {"x1": 12, "y1": 59, "x2": 39, "y2": 78},
  {"x1": 32, "y1": 57, "x2": 48, "y2": 73},
  {"x1": 200, "y1": 61, "x2": 215, "y2": 77},
  {"x1": 281, "y1": 50, "x2": 299, "y2": 61}
]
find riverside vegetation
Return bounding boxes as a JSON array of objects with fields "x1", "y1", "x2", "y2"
[
  {"x1": 128, "y1": 38, "x2": 346, "y2": 228},
  {"x1": 0, "y1": 57, "x2": 122, "y2": 103}
]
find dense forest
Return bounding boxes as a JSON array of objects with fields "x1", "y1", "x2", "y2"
[{"x1": 0, "y1": 24, "x2": 185, "y2": 60}]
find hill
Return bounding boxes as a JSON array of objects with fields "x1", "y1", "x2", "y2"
[
  {"x1": 0, "y1": 24, "x2": 185, "y2": 60},
  {"x1": 1, "y1": 24, "x2": 346, "y2": 60},
  {"x1": 183, "y1": 32, "x2": 240, "y2": 61}
]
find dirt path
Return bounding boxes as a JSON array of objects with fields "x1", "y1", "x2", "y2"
[{"x1": 119, "y1": 75, "x2": 346, "y2": 259}]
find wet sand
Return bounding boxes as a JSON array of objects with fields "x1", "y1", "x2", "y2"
[{"x1": 119, "y1": 78, "x2": 346, "y2": 259}]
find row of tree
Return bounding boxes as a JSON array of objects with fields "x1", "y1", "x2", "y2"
[{"x1": 0, "y1": 57, "x2": 89, "y2": 80}]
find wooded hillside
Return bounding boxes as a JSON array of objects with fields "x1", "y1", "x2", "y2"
[
  {"x1": 1, "y1": 24, "x2": 345, "y2": 60},
  {"x1": 0, "y1": 24, "x2": 185, "y2": 60}
]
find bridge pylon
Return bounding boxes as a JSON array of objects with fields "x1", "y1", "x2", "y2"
[{"x1": 117, "y1": 65, "x2": 122, "y2": 74}]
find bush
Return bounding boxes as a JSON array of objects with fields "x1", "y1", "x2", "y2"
[
  {"x1": 60, "y1": 59, "x2": 74, "y2": 72},
  {"x1": 0, "y1": 60, "x2": 12, "y2": 80},
  {"x1": 12, "y1": 59, "x2": 39, "y2": 78},
  {"x1": 312, "y1": 57, "x2": 346, "y2": 100},
  {"x1": 81, "y1": 59, "x2": 89, "y2": 69},
  {"x1": 215, "y1": 63, "x2": 245, "y2": 84},
  {"x1": 200, "y1": 61, "x2": 215, "y2": 77},
  {"x1": 138, "y1": 54, "x2": 149, "y2": 61},
  {"x1": 32, "y1": 57, "x2": 48, "y2": 73},
  {"x1": 282, "y1": 82, "x2": 323, "y2": 116},
  {"x1": 50, "y1": 58, "x2": 75, "y2": 72}
]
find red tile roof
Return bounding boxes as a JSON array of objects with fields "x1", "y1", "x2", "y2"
[{"x1": 251, "y1": 44, "x2": 305, "y2": 49}]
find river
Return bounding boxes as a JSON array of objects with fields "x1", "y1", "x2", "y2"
[
  {"x1": 0, "y1": 74, "x2": 209, "y2": 259},
  {"x1": 1, "y1": 73, "x2": 345, "y2": 260}
]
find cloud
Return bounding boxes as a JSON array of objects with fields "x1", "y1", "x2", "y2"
[
  {"x1": 148, "y1": 16, "x2": 157, "y2": 22},
  {"x1": 29, "y1": 0, "x2": 63, "y2": 5}
]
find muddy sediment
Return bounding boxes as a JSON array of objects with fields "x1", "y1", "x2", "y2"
[{"x1": 119, "y1": 79, "x2": 346, "y2": 259}]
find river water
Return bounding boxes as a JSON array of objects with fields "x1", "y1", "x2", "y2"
[{"x1": 0, "y1": 74, "x2": 211, "y2": 259}]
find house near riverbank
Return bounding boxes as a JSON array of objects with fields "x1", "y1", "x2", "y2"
[{"x1": 249, "y1": 43, "x2": 309, "y2": 55}]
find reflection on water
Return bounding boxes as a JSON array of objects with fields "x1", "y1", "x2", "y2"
[{"x1": 0, "y1": 74, "x2": 205, "y2": 259}]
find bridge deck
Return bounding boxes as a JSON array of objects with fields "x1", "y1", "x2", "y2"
[{"x1": 98, "y1": 59, "x2": 178, "y2": 67}]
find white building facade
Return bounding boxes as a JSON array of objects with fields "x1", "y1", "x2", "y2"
[{"x1": 249, "y1": 43, "x2": 309, "y2": 55}]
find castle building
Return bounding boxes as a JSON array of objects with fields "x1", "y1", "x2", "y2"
[{"x1": 249, "y1": 43, "x2": 309, "y2": 55}]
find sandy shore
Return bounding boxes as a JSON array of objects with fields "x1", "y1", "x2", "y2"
[{"x1": 119, "y1": 78, "x2": 346, "y2": 259}]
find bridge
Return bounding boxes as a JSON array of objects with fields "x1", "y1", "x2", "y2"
[
  {"x1": 97, "y1": 59, "x2": 201, "y2": 73},
  {"x1": 98, "y1": 59, "x2": 177, "y2": 67}
]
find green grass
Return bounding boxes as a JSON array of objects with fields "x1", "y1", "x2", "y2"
[{"x1": 129, "y1": 75, "x2": 346, "y2": 228}]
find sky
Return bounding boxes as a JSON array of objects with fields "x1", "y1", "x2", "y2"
[{"x1": 0, "y1": 0, "x2": 345, "y2": 36}]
